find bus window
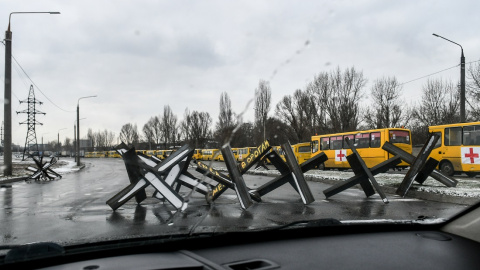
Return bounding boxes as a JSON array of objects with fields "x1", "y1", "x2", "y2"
[
  {"x1": 330, "y1": 136, "x2": 343, "y2": 150},
  {"x1": 311, "y1": 140, "x2": 319, "y2": 153},
  {"x1": 343, "y1": 135, "x2": 354, "y2": 148},
  {"x1": 298, "y1": 145, "x2": 310, "y2": 153},
  {"x1": 389, "y1": 130, "x2": 410, "y2": 144},
  {"x1": 463, "y1": 125, "x2": 480, "y2": 146},
  {"x1": 445, "y1": 127, "x2": 462, "y2": 146},
  {"x1": 432, "y1": 132, "x2": 442, "y2": 148},
  {"x1": 355, "y1": 133, "x2": 370, "y2": 148},
  {"x1": 320, "y1": 137, "x2": 329, "y2": 150},
  {"x1": 370, "y1": 132, "x2": 381, "y2": 148}
]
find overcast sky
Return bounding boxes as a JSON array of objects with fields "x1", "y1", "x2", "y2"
[{"x1": 1, "y1": 0, "x2": 479, "y2": 146}]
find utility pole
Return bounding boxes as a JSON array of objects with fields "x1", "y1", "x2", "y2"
[
  {"x1": 17, "y1": 85, "x2": 45, "y2": 160},
  {"x1": 4, "y1": 11, "x2": 60, "y2": 175}
]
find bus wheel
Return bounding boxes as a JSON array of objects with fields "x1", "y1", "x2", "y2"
[
  {"x1": 466, "y1": 172, "x2": 478, "y2": 178},
  {"x1": 440, "y1": 161, "x2": 454, "y2": 176},
  {"x1": 317, "y1": 163, "x2": 325, "y2": 170}
]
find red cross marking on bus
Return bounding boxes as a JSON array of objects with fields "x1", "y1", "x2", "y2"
[
  {"x1": 465, "y1": 148, "x2": 479, "y2": 163},
  {"x1": 337, "y1": 151, "x2": 345, "y2": 161}
]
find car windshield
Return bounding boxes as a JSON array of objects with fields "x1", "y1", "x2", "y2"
[{"x1": 1, "y1": 0, "x2": 480, "y2": 250}]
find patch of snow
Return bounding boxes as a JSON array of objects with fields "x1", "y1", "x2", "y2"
[{"x1": 54, "y1": 160, "x2": 79, "y2": 174}]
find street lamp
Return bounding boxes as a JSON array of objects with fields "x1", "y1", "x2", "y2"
[
  {"x1": 432, "y1": 33, "x2": 465, "y2": 122},
  {"x1": 4, "y1": 11, "x2": 60, "y2": 176},
  {"x1": 77, "y1": 96, "x2": 96, "y2": 166},
  {"x1": 73, "y1": 118, "x2": 86, "y2": 162}
]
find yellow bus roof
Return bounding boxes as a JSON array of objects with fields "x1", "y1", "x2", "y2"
[
  {"x1": 429, "y1": 121, "x2": 480, "y2": 129},
  {"x1": 311, "y1": 127, "x2": 410, "y2": 138}
]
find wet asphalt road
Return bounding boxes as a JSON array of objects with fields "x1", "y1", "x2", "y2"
[{"x1": 0, "y1": 158, "x2": 469, "y2": 246}]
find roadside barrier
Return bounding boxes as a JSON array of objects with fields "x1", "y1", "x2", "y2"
[
  {"x1": 382, "y1": 135, "x2": 458, "y2": 193},
  {"x1": 323, "y1": 137, "x2": 397, "y2": 203},
  {"x1": 196, "y1": 140, "x2": 272, "y2": 209},
  {"x1": 253, "y1": 143, "x2": 327, "y2": 204},
  {"x1": 26, "y1": 156, "x2": 62, "y2": 181},
  {"x1": 106, "y1": 143, "x2": 212, "y2": 211}
]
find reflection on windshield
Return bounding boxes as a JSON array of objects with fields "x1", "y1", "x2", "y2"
[{"x1": 1, "y1": 1, "x2": 480, "y2": 251}]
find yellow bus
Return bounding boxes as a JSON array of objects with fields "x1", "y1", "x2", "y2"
[
  {"x1": 92, "y1": 151, "x2": 106, "y2": 158},
  {"x1": 217, "y1": 148, "x2": 239, "y2": 162},
  {"x1": 201, "y1": 149, "x2": 219, "y2": 161},
  {"x1": 156, "y1": 150, "x2": 173, "y2": 160},
  {"x1": 265, "y1": 146, "x2": 286, "y2": 164},
  {"x1": 192, "y1": 149, "x2": 203, "y2": 161},
  {"x1": 292, "y1": 142, "x2": 311, "y2": 164},
  {"x1": 311, "y1": 128, "x2": 412, "y2": 170},
  {"x1": 428, "y1": 121, "x2": 480, "y2": 177},
  {"x1": 145, "y1": 150, "x2": 157, "y2": 157},
  {"x1": 85, "y1": 152, "x2": 94, "y2": 158},
  {"x1": 237, "y1": 147, "x2": 256, "y2": 162},
  {"x1": 107, "y1": 150, "x2": 121, "y2": 158},
  {"x1": 135, "y1": 150, "x2": 147, "y2": 156}
]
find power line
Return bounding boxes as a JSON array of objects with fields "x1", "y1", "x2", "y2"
[
  {"x1": 10, "y1": 54, "x2": 75, "y2": 113},
  {"x1": 399, "y1": 59, "x2": 480, "y2": 86},
  {"x1": 399, "y1": 64, "x2": 459, "y2": 86},
  {"x1": 1, "y1": 40, "x2": 75, "y2": 113}
]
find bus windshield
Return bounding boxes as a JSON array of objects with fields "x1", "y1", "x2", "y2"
[{"x1": 389, "y1": 130, "x2": 410, "y2": 144}]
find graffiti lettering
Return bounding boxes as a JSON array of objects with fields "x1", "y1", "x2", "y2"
[{"x1": 211, "y1": 183, "x2": 225, "y2": 196}]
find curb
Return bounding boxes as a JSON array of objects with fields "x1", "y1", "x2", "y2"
[{"x1": 0, "y1": 176, "x2": 28, "y2": 185}]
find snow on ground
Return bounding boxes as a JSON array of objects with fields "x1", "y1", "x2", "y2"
[
  {"x1": 0, "y1": 157, "x2": 81, "y2": 180},
  {"x1": 3, "y1": 157, "x2": 480, "y2": 199},
  {"x1": 54, "y1": 160, "x2": 81, "y2": 174},
  {"x1": 211, "y1": 164, "x2": 480, "y2": 199}
]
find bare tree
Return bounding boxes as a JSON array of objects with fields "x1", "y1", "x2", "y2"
[
  {"x1": 231, "y1": 122, "x2": 255, "y2": 147},
  {"x1": 162, "y1": 105, "x2": 178, "y2": 148},
  {"x1": 143, "y1": 117, "x2": 156, "y2": 149},
  {"x1": 63, "y1": 137, "x2": 72, "y2": 152},
  {"x1": 87, "y1": 128, "x2": 96, "y2": 148},
  {"x1": 105, "y1": 130, "x2": 116, "y2": 148},
  {"x1": 179, "y1": 108, "x2": 191, "y2": 143},
  {"x1": 94, "y1": 131, "x2": 106, "y2": 150},
  {"x1": 183, "y1": 110, "x2": 212, "y2": 148},
  {"x1": 274, "y1": 66, "x2": 365, "y2": 141},
  {"x1": 275, "y1": 89, "x2": 311, "y2": 143},
  {"x1": 217, "y1": 92, "x2": 235, "y2": 130},
  {"x1": 412, "y1": 78, "x2": 460, "y2": 127},
  {"x1": 119, "y1": 123, "x2": 140, "y2": 147},
  {"x1": 325, "y1": 66, "x2": 365, "y2": 133},
  {"x1": 467, "y1": 62, "x2": 480, "y2": 119},
  {"x1": 364, "y1": 76, "x2": 408, "y2": 129},
  {"x1": 254, "y1": 80, "x2": 271, "y2": 143},
  {"x1": 305, "y1": 74, "x2": 329, "y2": 135},
  {"x1": 215, "y1": 92, "x2": 236, "y2": 144}
]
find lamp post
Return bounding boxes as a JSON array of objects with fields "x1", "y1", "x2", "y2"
[
  {"x1": 73, "y1": 118, "x2": 85, "y2": 162},
  {"x1": 4, "y1": 11, "x2": 60, "y2": 176},
  {"x1": 77, "y1": 96, "x2": 96, "y2": 166},
  {"x1": 432, "y1": 33, "x2": 465, "y2": 122}
]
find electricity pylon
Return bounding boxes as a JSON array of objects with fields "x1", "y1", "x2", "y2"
[{"x1": 17, "y1": 85, "x2": 46, "y2": 160}]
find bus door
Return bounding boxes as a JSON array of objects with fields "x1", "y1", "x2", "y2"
[
  {"x1": 330, "y1": 136, "x2": 347, "y2": 168},
  {"x1": 443, "y1": 127, "x2": 463, "y2": 171}
]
